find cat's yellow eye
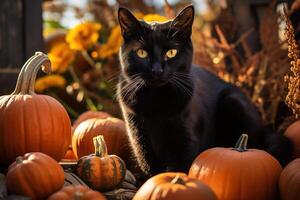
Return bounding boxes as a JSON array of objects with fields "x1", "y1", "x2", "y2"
[
  {"x1": 136, "y1": 49, "x2": 148, "y2": 58},
  {"x1": 166, "y1": 49, "x2": 178, "y2": 58}
]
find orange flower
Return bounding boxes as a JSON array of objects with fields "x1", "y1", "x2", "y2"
[
  {"x1": 35, "y1": 75, "x2": 66, "y2": 93},
  {"x1": 66, "y1": 22, "x2": 102, "y2": 51},
  {"x1": 48, "y1": 43, "x2": 75, "y2": 73},
  {"x1": 96, "y1": 26, "x2": 123, "y2": 59}
]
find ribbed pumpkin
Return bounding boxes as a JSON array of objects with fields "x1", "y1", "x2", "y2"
[
  {"x1": 72, "y1": 110, "x2": 111, "y2": 133},
  {"x1": 285, "y1": 121, "x2": 300, "y2": 158},
  {"x1": 6, "y1": 152, "x2": 65, "y2": 199},
  {"x1": 189, "y1": 134, "x2": 282, "y2": 200},
  {"x1": 0, "y1": 52, "x2": 71, "y2": 166},
  {"x1": 133, "y1": 172, "x2": 217, "y2": 200},
  {"x1": 48, "y1": 185, "x2": 107, "y2": 200},
  {"x1": 76, "y1": 135, "x2": 126, "y2": 191},
  {"x1": 72, "y1": 117, "x2": 129, "y2": 160},
  {"x1": 279, "y1": 158, "x2": 300, "y2": 200}
]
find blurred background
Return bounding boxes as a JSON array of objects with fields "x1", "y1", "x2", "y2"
[{"x1": 0, "y1": 0, "x2": 300, "y2": 132}]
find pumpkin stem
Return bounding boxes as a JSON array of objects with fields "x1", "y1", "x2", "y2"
[
  {"x1": 17, "y1": 52, "x2": 51, "y2": 94},
  {"x1": 16, "y1": 156, "x2": 24, "y2": 163},
  {"x1": 93, "y1": 135, "x2": 108, "y2": 157},
  {"x1": 234, "y1": 134, "x2": 248, "y2": 152},
  {"x1": 73, "y1": 191, "x2": 84, "y2": 200},
  {"x1": 11, "y1": 53, "x2": 39, "y2": 95},
  {"x1": 171, "y1": 174, "x2": 185, "y2": 185}
]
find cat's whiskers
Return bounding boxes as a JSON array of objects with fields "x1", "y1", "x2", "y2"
[
  {"x1": 169, "y1": 78, "x2": 188, "y2": 96},
  {"x1": 128, "y1": 79, "x2": 145, "y2": 101},
  {"x1": 171, "y1": 30, "x2": 179, "y2": 38},
  {"x1": 168, "y1": 77, "x2": 181, "y2": 96},
  {"x1": 169, "y1": 73, "x2": 193, "y2": 97},
  {"x1": 116, "y1": 74, "x2": 139, "y2": 92},
  {"x1": 107, "y1": 69, "x2": 122, "y2": 84},
  {"x1": 116, "y1": 75, "x2": 138, "y2": 97},
  {"x1": 118, "y1": 74, "x2": 145, "y2": 103},
  {"x1": 173, "y1": 72, "x2": 193, "y2": 79},
  {"x1": 139, "y1": 36, "x2": 146, "y2": 45},
  {"x1": 175, "y1": 77, "x2": 193, "y2": 96},
  {"x1": 167, "y1": 19, "x2": 179, "y2": 38},
  {"x1": 122, "y1": 78, "x2": 141, "y2": 99},
  {"x1": 119, "y1": 76, "x2": 140, "y2": 97}
]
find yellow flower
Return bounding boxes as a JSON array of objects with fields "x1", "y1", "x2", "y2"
[
  {"x1": 96, "y1": 26, "x2": 123, "y2": 59},
  {"x1": 43, "y1": 27, "x2": 57, "y2": 38},
  {"x1": 143, "y1": 14, "x2": 168, "y2": 23},
  {"x1": 35, "y1": 75, "x2": 66, "y2": 93},
  {"x1": 66, "y1": 22, "x2": 102, "y2": 51},
  {"x1": 134, "y1": 12, "x2": 144, "y2": 20},
  {"x1": 48, "y1": 43, "x2": 75, "y2": 73},
  {"x1": 134, "y1": 12, "x2": 168, "y2": 22}
]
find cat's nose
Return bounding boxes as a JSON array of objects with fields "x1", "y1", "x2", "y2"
[{"x1": 151, "y1": 63, "x2": 163, "y2": 77}]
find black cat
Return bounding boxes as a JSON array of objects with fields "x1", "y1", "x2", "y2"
[{"x1": 117, "y1": 5, "x2": 293, "y2": 176}]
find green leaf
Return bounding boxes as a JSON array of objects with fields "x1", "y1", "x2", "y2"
[{"x1": 44, "y1": 19, "x2": 67, "y2": 29}]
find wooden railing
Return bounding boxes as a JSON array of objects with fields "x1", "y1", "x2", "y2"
[{"x1": 0, "y1": 0, "x2": 43, "y2": 94}]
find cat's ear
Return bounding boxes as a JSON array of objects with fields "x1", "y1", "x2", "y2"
[
  {"x1": 172, "y1": 5, "x2": 194, "y2": 37},
  {"x1": 118, "y1": 7, "x2": 142, "y2": 39}
]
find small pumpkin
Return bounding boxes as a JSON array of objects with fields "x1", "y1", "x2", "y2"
[
  {"x1": 284, "y1": 121, "x2": 300, "y2": 158},
  {"x1": 189, "y1": 134, "x2": 282, "y2": 200},
  {"x1": 48, "y1": 185, "x2": 107, "y2": 200},
  {"x1": 6, "y1": 152, "x2": 65, "y2": 199},
  {"x1": 62, "y1": 145, "x2": 77, "y2": 161},
  {"x1": 76, "y1": 135, "x2": 126, "y2": 190},
  {"x1": 0, "y1": 52, "x2": 71, "y2": 165},
  {"x1": 72, "y1": 117, "x2": 129, "y2": 161},
  {"x1": 133, "y1": 172, "x2": 217, "y2": 200},
  {"x1": 72, "y1": 110, "x2": 111, "y2": 133},
  {"x1": 279, "y1": 158, "x2": 300, "y2": 200}
]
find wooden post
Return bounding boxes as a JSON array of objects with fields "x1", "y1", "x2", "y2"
[{"x1": 0, "y1": 0, "x2": 43, "y2": 94}]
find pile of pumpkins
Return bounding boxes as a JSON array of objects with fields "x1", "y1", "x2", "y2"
[
  {"x1": 1, "y1": 52, "x2": 300, "y2": 200},
  {"x1": 0, "y1": 52, "x2": 129, "y2": 199}
]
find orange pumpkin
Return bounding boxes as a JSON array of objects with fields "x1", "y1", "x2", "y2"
[
  {"x1": 285, "y1": 121, "x2": 300, "y2": 158},
  {"x1": 76, "y1": 135, "x2": 126, "y2": 191},
  {"x1": 0, "y1": 52, "x2": 71, "y2": 165},
  {"x1": 72, "y1": 110, "x2": 111, "y2": 133},
  {"x1": 189, "y1": 134, "x2": 282, "y2": 200},
  {"x1": 133, "y1": 172, "x2": 217, "y2": 200},
  {"x1": 72, "y1": 117, "x2": 129, "y2": 160},
  {"x1": 62, "y1": 145, "x2": 77, "y2": 161},
  {"x1": 279, "y1": 158, "x2": 300, "y2": 200},
  {"x1": 6, "y1": 152, "x2": 65, "y2": 199},
  {"x1": 48, "y1": 185, "x2": 107, "y2": 200}
]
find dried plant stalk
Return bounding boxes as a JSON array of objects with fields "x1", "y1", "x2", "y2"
[
  {"x1": 284, "y1": 8, "x2": 300, "y2": 119},
  {"x1": 291, "y1": 0, "x2": 300, "y2": 12},
  {"x1": 164, "y1": 0, "x2": 175, "y2": 19},
  {"x1": 192, "y1": 2, "x2": 292, "y2": 129}
]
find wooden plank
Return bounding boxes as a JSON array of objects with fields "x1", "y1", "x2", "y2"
[
  {"x1": 0, "y1": 0, "x2": 24, "y2": 67},
  {"x1": 0, "y1": 74, "x2": 19, "y2": 94},
  {"x1": 0, "y1": 0, "x2": 43, "y2": 94},
  {"x1": 0, "y1": 0, "x2": 24, "y2": 94},
  {"x1": 23, "y1": 0, "x2": 44, "y2": 60}
]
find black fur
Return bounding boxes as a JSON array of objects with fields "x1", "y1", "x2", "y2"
[{"x1": 117, "y1": 5, "x2": 293, "y2": 176}]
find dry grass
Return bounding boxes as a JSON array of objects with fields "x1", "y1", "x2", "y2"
[
  {"x1": 284, "y1": 7, "x2": 300, "y2": 119},
  {"x1": 190, "y1": 2, "x2": 295, "y2": 130}
]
